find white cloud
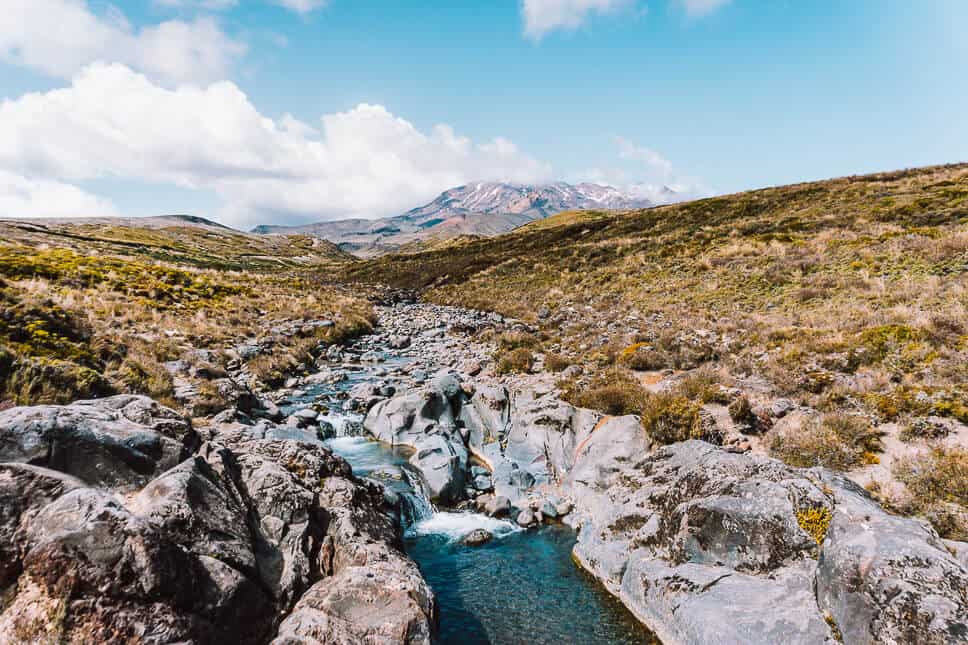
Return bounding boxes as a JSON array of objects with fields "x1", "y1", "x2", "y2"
[
  {"x1": 0, "y1": 171, "x2": 119, "y2": 219},
  {"x1": 0, "y1": 64, "x2": 550, "y2": 228},
  {"x1": 617, "y1": 137, "x2": 674, "y2": 176},
  {"x1": 271, "y1": 0, "x2": 328, "y2": 13},
  {"x1": 679, "y1": 0, "x2": 730, "y2": 17},
  {"x1": 522, "y1": 0, "x2": 633, "y2": 39},
  {"x1": 575, "y1": 137, "x2": 706, "y2": 204},
  {"x1": 0, "y1": 0, "x2": 245, "y2": 86},
  {"x1": 154, "y1": 0, "x2": 239, "y2": 9}
]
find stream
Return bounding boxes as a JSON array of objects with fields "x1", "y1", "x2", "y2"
[{"x1": 272, "y1": 312, "x2": 655, "y2": 644}]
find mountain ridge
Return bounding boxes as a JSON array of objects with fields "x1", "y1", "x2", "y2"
[{"x1": 252, "y1": 180, "x2": 660, "y2": 256}]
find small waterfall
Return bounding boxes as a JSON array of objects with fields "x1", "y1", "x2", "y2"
[
  {"x1": 400, "y1": 464, "x2": 437, "y2": 529},
  {"x1": 321, "y1": 412, "x2": 364, "y2": 438}
]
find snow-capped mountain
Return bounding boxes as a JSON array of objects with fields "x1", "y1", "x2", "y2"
[
  {"x1": 253, "y1": 181, "x2": 660, "y2": 256},
  {"x1": 402, "y1": 181, "x2": 654, "y2": 222}
]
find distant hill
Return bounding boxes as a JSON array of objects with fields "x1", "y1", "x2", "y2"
[
  {"x1": 252, "y1": 181, "x2": 660, "y2": 256},
  {"x1": 0, "y1": 216, "x2": 354, "y2": 271}
]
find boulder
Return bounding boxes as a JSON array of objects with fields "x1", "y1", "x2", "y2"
[
  {"x1": 409, "y1": 434, "x2": 467, "y2": 505},
  {"x1": 0, "y1": 487, "x2": 267, "y2": 644},
  {"x1": 0, "y1": 395, "x2": 198, "y2": 491},
  {"x1": 272, "y1": 557, "x2": 435, "y2": 645},
  {"x1": 0, "y1": 463, "x2": 84, "y2": 587},
  {"x1": 388, "y1": 335, "x2": 411, "y2": 350},
  {"x1": 569, "y1": 440, "x2": 968, "y2": 644},
  {"x1": 485, "y1": 495, "x2": 512, "y2": 518},
  {"x1": 462, "y1": 529, "x2": 493, "y2": 546},
  {"x1": 815, "y1": 471, "x2": 968, "y2": 644},
  {"x1": 515, "y1": 508, "x2": 536, "y2": 528}
]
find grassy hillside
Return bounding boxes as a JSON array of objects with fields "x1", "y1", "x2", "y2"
[
  {"x1": 0, "y1": 219, "x2": 369, "y2": 412},
  {"x1": 345, "y1": 163, "x2": 968, "y2": 535},
  {"x1": 0, "y1": 217, "x2": 354, "y2": 271}
]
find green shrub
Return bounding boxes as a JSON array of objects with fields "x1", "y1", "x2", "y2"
[
  {"x1": 5, "y1": 357, "x2": 113, "y2": 404},
  {"x1": 560, "y1": 369, "x2": 648, "y2": 416},
  {"x1": 639, "y1": 392, "x2": 705, "y2": 444}
]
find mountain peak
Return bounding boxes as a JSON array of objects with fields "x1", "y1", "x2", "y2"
[{"x1": 252, "y1": 180, "x2": 659, "y2": 257}]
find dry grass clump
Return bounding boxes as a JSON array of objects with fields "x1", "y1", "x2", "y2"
[
  {"x1": 893, "y1": 447, "x2": 968, "y2": 539},
  {"x1": 639, "y1": 392, "x2": 706, "y2": 445},
  {"x1": 543, "y1": 352, "x2": 572, "y2": 372},
  {"x1": 496, "y1": 348, "x2": 535, "y2": 375},
  {"x1": 769, "y1": 413, "x2": 882, "y2": 470},
  {"x1": 559, "y1": 368, "x2": 716, "y2": 445},
  {"x1": 560, "y1": 369, "x2": 649, "y2": 416}
]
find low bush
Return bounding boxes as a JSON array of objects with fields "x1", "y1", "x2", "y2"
[
  {"x1": 560, "y1": 369, "x2": 648, "y2": 416},
  {"x1": 639, "y1": 392, "x2": 705, "y2": 444},
  {"x1": 496, "y1": 347, "x2": 535, "y2": 375},
  {"x1": 769, "y1": 413, "x2": 881, "y2": 470},
  {"x1": 543, "y1": 352, "x2": 572, "y2": 372},
  {"x1": 4, "y1": 356, "x2": 113, "y2": 404},
  {"x1": 894, "y1": 447, "x2": 968, "y2": 539}
]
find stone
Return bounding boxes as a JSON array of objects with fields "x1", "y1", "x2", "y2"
[
  {"x1": 515, "y1": 508, "x2": 536, "y2": 527},
  {"x1": 0, "y1": 395, "x2": 198, "y2": 491},
  {"x1": 409, "y1": 434, "x2": 467, "y2": 504},
  {"x1": 462, "y1": 529, "x2": 493, "y2": 546},
  {"x1": 569, "y1": 440, "x2": 968, "y2": 644},
  {"x1": 539, "y1": 500, "x2": 558, "y2": 519},
  {"x1": 292, "y1": 408, "x2": 319, "y2": 426},
  {"x1": 388, "y1": 334, "x2": 412, "y2": 349},
  {"x1": 472, "y1": 474, "x2": 493, "y2": 491},
  {"x1": 0, "y1": 463, "x2": 84, "y2": 587},
  {"x1": 770, "y1": 398, "x2": 796, "y2": 418},
  {"x1": 272, "y1": 558, "x2": 435, "y2": 645},
  {"x1": 485, "y1": 495, "x2": 512, "y2": 518},
  {"x1": 815, "y1": 471, "x2": 968, "y2": 645}
]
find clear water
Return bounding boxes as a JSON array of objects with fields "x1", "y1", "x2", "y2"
[
  {"x1": 406, "y1": 525, "x2": 655, "y2": 645},
  {"x1": 285, "y1": 346, "x2": 656, "y2": 644},
  {"x1": 325, "y1": 436, "x2": 656, "y2": 645}
]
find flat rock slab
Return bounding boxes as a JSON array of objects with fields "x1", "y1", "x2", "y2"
[{"x1": 0, "y1": 395, "x2": 198, "y2": 491}]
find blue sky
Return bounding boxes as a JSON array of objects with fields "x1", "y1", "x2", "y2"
[{"x1": 0, "y1": 0, "x2": 965, "y2": 228}]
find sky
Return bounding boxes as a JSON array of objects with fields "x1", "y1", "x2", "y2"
[{"x1": 0, "y1": 0, "x2": 966, "y2": 229}]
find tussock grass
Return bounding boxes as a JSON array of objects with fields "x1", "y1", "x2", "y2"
[
  {"x1": 0, "y1": 232, "x2": 369, "y2": 413},
  {"x1": 345, "y1": 163, "x2": 968, "y2": 429}
]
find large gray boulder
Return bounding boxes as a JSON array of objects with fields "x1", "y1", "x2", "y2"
[
  {"x1": 569, "y1": 440, "x2": 968, "y2": 645},
  {"x1": 0, "y1": 487, "x2": 262, "y2": 644},
  {"x1": 0, "y1": 463, "x2": 84, "y2": 588},
  {"x1": 816, "y1": 471, "x2": 968, "y2": 644},
  {"x1": 409, "y1": 433, "x2": 467, "y2": 504},
  {"x1": 503, "y1": 385, "x2": 601, "y2": 484},
  {"x1": 272, "y1": 557, "x2": 435, "y2": 645},
  {"x1": 0, "y1": 395, "x2": 198, "y2": 491},
  {"x1": 0, "y1": 413, "x2": 435, "y2": 644}
]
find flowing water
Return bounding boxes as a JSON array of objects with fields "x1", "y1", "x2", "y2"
[{"x1": 277, "y1": 350, "x2": 655, "y2": 644}]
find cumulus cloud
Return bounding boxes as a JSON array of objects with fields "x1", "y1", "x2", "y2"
[
  {"x1": 0, "y1": 171, "x2": 119, "y2": 219},
  {"x1": 0, "y1": 0, "x2": 245, "y2": 86},
  {"x1": 522, "y1": 0, "x2": 633, "y2": 39},
  {"x1": 271, "y1": 0, "x2": 328, "y2": 13},
  {"x1": 155, "y1": 0, "x2": 239, "y2": 9},
  {"x1": 617, "y1": 137, "x2": 674, "y2": 176},
  {"x1": 575, "y1": 137, "x2": 706, "y2": 204},
  {"x1": 678, "y1": 0, "x2": 730, "y2": 17},
  {"x1": 154, "y1": 0, "x2": 326, "y2": 12},
  {"x1": 0, "y1": 64, "x2": 550, "y2": 227}
]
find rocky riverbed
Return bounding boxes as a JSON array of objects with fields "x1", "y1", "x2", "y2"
[{"x1": 1, "y1": 300, "x2": 966, "y2": 644}]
